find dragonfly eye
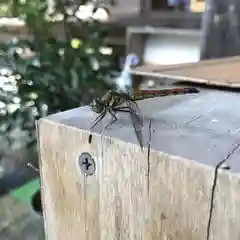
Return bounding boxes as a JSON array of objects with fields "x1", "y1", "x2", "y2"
[{"x1": 90, "y1": 99, "x2": 104, "y2": 113}]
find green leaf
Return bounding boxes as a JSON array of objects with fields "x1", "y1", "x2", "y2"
[{"x1": 1, "y1": 0, "x2": 120, "y2": 149}]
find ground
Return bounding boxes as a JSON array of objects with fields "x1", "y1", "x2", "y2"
[
  {"x1": 0, "y1": 146, "x2": 44, "y2": 239},
  {"x1": 0, "y1": 194, "x2": 44, "y2": 240}
]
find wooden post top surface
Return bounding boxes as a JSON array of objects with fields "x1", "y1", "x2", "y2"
[{"x1": 45, "y1": 87, "x2": 240, "y2": 173}]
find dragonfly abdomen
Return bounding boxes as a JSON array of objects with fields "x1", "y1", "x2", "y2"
[{"x1": 133, "y1": 87, "x2": 199, "y2": 101}]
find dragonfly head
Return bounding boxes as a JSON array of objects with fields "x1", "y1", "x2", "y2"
[{"x1": 90, "y1": 98, "x2": 104, "y2": 113}]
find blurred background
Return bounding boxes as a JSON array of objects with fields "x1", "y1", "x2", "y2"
[{"x1": 0, "y1": 0, "x2": 238, "y2": 239}]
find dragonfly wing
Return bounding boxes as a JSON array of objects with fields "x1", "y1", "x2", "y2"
[
  {"x1": 110, "y1": 91, "x2": 144, "y2": 148},
  {"x1": 125, "y1": 100, "x2": 144, "y2": 148},
  {"x1": 111, "y1": 90, "x2": 133, "y2": 101},
  {"x1": 129, "y1": 110, "x2": 143, "y2": 149},
  {"x1": 126, "y1": 100, "x2": 143, "y2": 127}
]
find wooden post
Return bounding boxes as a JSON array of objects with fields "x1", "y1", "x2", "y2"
[
  {"x1": 38, "y1": 89, "x2": 240, "y2": 240},
  {"x1": 200, "y1": 0, "x2": 240, "y2": 59}
]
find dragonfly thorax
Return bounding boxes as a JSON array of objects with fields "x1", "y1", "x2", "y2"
[{"x1": 90, "y1": 98, "x2": 105, "y2": 113}]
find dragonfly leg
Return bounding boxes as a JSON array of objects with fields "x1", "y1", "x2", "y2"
[
  {"x1": 104, "y1": 109, "x2": 117, "y2": 129},
  {"x1": 114, "y1": 107, "x2": 143, "y2": 149},
  {"x1": 113, "y1": 106, "x2": 135, "y2": 114},
  {"x1": 90, "y1": 109, "x2": 106, "y2": 129}
]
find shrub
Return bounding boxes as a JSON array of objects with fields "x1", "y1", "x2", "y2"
[{"x1": 0, "y1": 0, "x2": 119, "y2": 150}]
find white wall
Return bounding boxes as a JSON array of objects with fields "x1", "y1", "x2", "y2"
[{"x1": 143, "y1": 31, "x2": 201, "y2": 65}]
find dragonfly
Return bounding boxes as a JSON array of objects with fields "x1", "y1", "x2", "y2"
[{"x1": 90, "y1": 87, "x2": 199, "y2": 149}]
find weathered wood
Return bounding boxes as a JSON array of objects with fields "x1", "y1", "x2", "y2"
[
  {"x1": 38, "y1": 87, "x2": 240, "y2": 240},
  {"x1": 130, "y1": 55, "x2": 240, "y2": 88},
  {"x1": 109, "y1": 0, "x2": 142, "y2": 16},
  {"x1": 127, "y1": 26, "x2": 201, "y2": 92}
]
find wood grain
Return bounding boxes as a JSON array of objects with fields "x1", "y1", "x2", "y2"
[
  {"x1": 130, "y1": 56, "x2": 240, "y2": 88},
  {"x1": 38, "y1": 88, "x2": 240, "y2": 240}
]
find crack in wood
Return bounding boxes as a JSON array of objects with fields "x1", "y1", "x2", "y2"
[
  {"x1": 206, "y1": 142, "x2": 240, "y2": 240},
  {"x1": 147, "y1": 119, "x2": 153, "y2": 195},
  {"x1": 185, "y1": 115, "x2": 204, "y2": 124}
]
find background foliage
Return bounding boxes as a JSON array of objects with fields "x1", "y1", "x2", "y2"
[{"x1": 0, "y1": 0, "x2": 120, "y2": 151}]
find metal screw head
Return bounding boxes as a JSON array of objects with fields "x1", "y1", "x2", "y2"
[{"x1": 78, "y1": 152, "x2": 95, "y2": 176}]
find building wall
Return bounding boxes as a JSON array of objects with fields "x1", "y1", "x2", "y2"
[{"x1": 143, "y1": 31, "x2": 202, "y2": 65}]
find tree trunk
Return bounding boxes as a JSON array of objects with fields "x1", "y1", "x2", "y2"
[
  {"x1": 11, "y1": 0, "x2": 19, "y2": 17},
  {"x1": 200, "y1": 0, "x2": 240, "y2": 60}
]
